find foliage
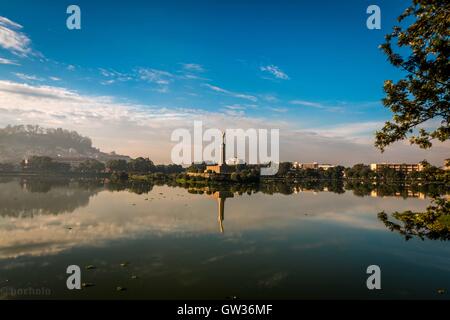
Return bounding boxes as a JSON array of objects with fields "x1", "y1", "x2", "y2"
[
  {"x1": 76, "y1": 159, "x2": 105, "y2": 173},
  {"x1": 21, "y1": 156, "x2": 70, "y2": 172},
  {"x1": 378, "y1": 197, "x2": 450, "y2": 240},
  {"x1": 375, "y1": 0, "x2": 449, "y2": 151},
  {"x1": 128, "y1": 157, "x2": 155, "y2": 173},
  {"x1": 106, "y1": 159, "x2": 128, "y2": 172}
]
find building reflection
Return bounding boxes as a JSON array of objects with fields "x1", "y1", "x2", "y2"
[{"x1": 370, "y1": 190, "x2": 426, "y2": 199}]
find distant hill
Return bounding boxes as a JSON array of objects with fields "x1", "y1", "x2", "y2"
[{"x1": 0, "y1": 125, "x2": 130, "y2": 163}]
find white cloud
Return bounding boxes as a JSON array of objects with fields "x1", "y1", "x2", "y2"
[
  {"x1": 13, "y1": 72, "x2": 44, "y2": 82},
  {"x1": 181, "y1": 63, "x2": 204, "y2": 72},
  {"x1": 0, "y1": 80, "x2": 448, "y2": 166},
  {"x1": 138, "y1": 68, "x2": 173, "y2": 83},
  {"x1": 290, "y1": 100, "x2": 324, "y2": 108},
  {"x1": 260, "y1": 65, "x2": 289, "y2": 80},
  {"x1": 290, "y1": 99, "x2": 346, "y2": 113},
  {"x1": 261, "y1": 94, "x2": 278, "y2": 102},
  {"x1": 0, "y1": 57, "x2": 19, "y2": 65},
  {"x1": 0, "y1": 16, "x2": 31, "y2": 56},
  {"x1": 0, "y1": 17, "x2": 22, "y2": 29},
  {"x1": 295, "y1": 121, "x2": 383, "y2": 144},
  {"x1": 267, "y1": 107, "x2": 288, "y2": 113},
  {"x1": 225, "y1": 104, "x2": 246, "y2": 111},
  {"x1": 204, "y1": 83, "x2": 257, "y2": 102},
  {"x1": 138, "y1": 68, "x2": 174, "y2": 92},
  {"x1": 49, "y1": 76, "x2": 61, "y2": 81},
  {"x1": 0, "y1": 80, "x2": 276, "y2": 162},
  {"x1": 98, "y1": 68, "x2": 133, "y2": 84}
]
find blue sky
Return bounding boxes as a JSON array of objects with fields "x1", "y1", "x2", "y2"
[{"x1": 0, "y1": 0, "x2": 448, "y2": 164}]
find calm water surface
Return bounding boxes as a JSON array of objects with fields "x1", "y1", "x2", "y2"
[{"x1": 0, "y1": 178, "x2": 449, "y2": 299}]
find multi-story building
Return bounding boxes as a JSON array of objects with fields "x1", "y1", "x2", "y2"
[
  {"x1": 293, "y1": 162, "x2": 318, "y2": 169},
  {"x1": 318, "y1": 164, "x2": 335, "y2": 170},
  {"x1": 369, "y1": 163, "x2": 424, "y2": 174},
  {"x1": 293, "y1": 162, "x2": 335, "y2": 170}
]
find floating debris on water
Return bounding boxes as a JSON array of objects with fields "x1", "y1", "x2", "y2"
[
  {"x1": 82, "y1": 282, "x2": 95, "y2": 288},
  {"x1": 116, "y1": 286, "x2": 127, "y2": 291},
  {"x1": 437, "y1": 288, "x2": 446, "y2": 294},
  {"x1": 85, "y1": 265, "x2": 96, "y2": 270},
  {"x1": 120, "y1": 262, "x2": 129, "y2": 267},
  {"x1": 131, "y1": 275, "x2": 138, "y2": 280}
]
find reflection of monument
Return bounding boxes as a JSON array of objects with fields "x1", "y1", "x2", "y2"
[
  {"x1": 205, "y1": 131, "x2": 230, "y2": 174},
  {"x1": 212, "y1": 191, "x2": 233, "y2": 233}
]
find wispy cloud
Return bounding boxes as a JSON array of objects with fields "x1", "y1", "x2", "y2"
[
  {"x1": 181, "y1": 63, "x2": 204, "y2": 72},
  {"x1": 295, "y1": 121, "x2": 384, "y2": 144},
  {"x1": 0, "y1": 57, "x2": 19, "y2": 65},
  {"x1": 98, "y1": 68, "x2": 133, "y2": 85},
  {"x1": 290, "y1": 100, "x2": 345, "y2": 113},
  {"x1": 224, "y1": 104, "x2": 246, "y2": 111},
  {"x1": 260, "y1": 65, "x2": 289, "y2": 80},
  {"x1": 13, "y1": 72, "x2": 44, "y2": 82},
  {"x1": 204, "y1": 83, "x2": 257, "y2": 102},
  {"x1": 260, "y1": 94, "x2": 279, "y2": 102},
  {"x1": 138, "y1": 68, "x2": 173, "y2": 84},
  {"x1": 138, "y1": 68, "x2": 174, "y2": 92},
  {"x1": 0, "y1": 16, "x2": 31, "y2": 56},
  {"x1": 267, "y1": 107, "x2": 288, "y2": 113}
]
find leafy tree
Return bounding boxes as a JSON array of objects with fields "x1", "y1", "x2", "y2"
[
  {"x1": 344, "y1": 164, "x2": 374, "y2": 179},
  {"x1": 127, "y1": 157, "x2": 155, "y2": 173},
  {"x1": 106, "y1": 159, "x2": 128, "y2": 172},
  {"x1": 378, "y1": 198, "x2": 450, "y2": 241},
  {"x1": 187, "y1": 162, "x2": 206, "y2": 173},
  {"x1": 375, "y1": 0, "x2": 449, "y2": 151},
  {"x1": 276, "y1": 162, "x2": 292, "y2": 176},
  {"x1": 76, "y1": 159, "x2": 105, "y2": 173},
  {"x1": 22, "y1": 156, "x2": 70, "y2": 172}
]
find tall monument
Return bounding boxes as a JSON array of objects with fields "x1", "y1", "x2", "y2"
[
  {"x1": 220, "y1": 130, "x2": 226, "y2": 165},
  {"x1": 205, "y1": 130, "x2": 229, "y2": 174}
]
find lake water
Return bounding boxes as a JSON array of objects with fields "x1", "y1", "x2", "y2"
[{"x1": 0, "y1": 177, "x2": 449, "y2": 299}]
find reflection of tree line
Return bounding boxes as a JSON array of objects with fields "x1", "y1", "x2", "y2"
[
  {"x1": 0, "y1": 177, "x2": 102, "y2": 218},
  {"x1": 344, "y1": 181, "x2": 448, "y2": 199},
  {"x1": 178, "y1": 179, "x2": 448, "y2": 199},
  {"x1": 1, "y1": 176, "x2": 447, "y2": 200},
  {"x1": 378, "y1": 198, "x2": 450, "y2": 241}
]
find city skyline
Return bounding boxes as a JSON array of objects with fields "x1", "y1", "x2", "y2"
[{"x1": 0, "y1": 0, "x2": 448, "y2": 165}]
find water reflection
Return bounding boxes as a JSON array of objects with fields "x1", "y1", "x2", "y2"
[
  {"x1": 0, "y1": 177, "x2": 447, "y2": 258},
  {"x1": 0, "y1": 177, "x2": 449, "y2": 299},
  {"x1": 0, "y1": 177, "x2": 101, "y2": 218}
]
